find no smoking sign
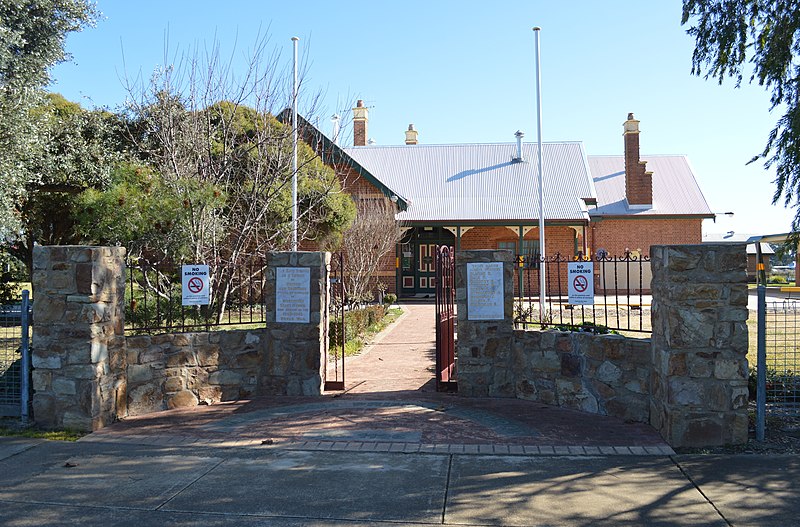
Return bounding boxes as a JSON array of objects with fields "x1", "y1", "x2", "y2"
[
  {"x1": 182, "y1": 265, "x2": 210, "y2": 306},
  {"x1": 567, "y1": 261, "x2": 594, "y2": 305},
  {"x1": 573, "y1": 275, "x2": 589, "y2": 293}
]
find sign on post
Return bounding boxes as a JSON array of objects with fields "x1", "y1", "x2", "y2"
[
  {"x1": 182, "y1": 265, "x2": 210, "y2": 306},
  {"x1": 276, "y1": 267, "x2": 311, "y2": 323},
  {"x1": 568, "y1": 261, "x2": 594, "y2": 305},
  {"x1": 467, "y1": 262, "x2": 504, "y2": 320}
]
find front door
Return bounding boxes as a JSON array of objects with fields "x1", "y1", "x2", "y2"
[
  {"x1": 399, "y1": 227, "x2": 456, "y2": 297},
  {"x1": 417, "y1": 243, "x2": 437, "y2": 294}
]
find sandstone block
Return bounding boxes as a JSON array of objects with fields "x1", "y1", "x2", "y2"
[
  {"x1": 167, "y1": 390, "x2": 198, "y2": 409},
  {"x1": 127, "y1": 364, "x2": 154, "y2": 384},
  {"x1": 52, "y1": 378, "x2": 76, "y2": 396},
  {"x1": 209, "y1": 370, "x2": 242, "y2": 385},
  {"x1": 596, "y1": 360, "x2": 622, "y2": 383},
  {"x1": 32, "y1": 354, "x2": 62, "y2": 370}
]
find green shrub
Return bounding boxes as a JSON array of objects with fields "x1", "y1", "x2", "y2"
[
  {"x1": 383, "y1": 293, "x2": 397, "y2": 305},
  {"x1": 552, "y1": 321, "x2": 617, "y2": 335},
  {"x1": 329, "y1": 304, "x2": 387, "y2": 347},
  {"x1": 768, "y1": 274, "x2": 789, "y2": 284}
]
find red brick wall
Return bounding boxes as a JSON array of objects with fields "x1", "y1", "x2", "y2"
[
  {"x1": 460, "y1": 226, "x2": 577, "y2": 257},
  {"x1": 338, "y1": 165, "x2": 385, "y2": 200},
  {"x1": 590, "y1": 218, "x2": 702, "y2": 258},
  {"x1": 460, "y1": 226, "x2": 578, "y2": 295}
]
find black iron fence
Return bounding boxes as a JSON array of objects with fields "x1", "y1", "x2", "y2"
[
  {"x1": 126, "y1": 257, "x2": 268, "y2": 335},
  {"x1": 513, "y1": 252, "x2": 652, "y2": 334}
]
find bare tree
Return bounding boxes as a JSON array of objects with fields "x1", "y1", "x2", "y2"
[
  {"x1": 122, "y1": 34, "x2": 355, "y2": 321},
  {"x1": 340, "y1": 199, "x2": 404, "y2": 305}
]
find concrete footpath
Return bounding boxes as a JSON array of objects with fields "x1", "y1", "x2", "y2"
[{"x1": 1, "y1": 437, "x2": 799, "y2": 526}]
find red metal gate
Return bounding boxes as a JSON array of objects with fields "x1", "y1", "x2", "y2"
[{"x1": 435, "y1": 245, "x2": 457, "y2": 390}]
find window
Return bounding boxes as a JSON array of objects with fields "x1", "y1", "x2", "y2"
[
  {"x1": 498, "y1": 241, "x2": 516, "y2": 252},
  {"x1": 521, "y1": 240, "x2": 540, "y2": 269}
]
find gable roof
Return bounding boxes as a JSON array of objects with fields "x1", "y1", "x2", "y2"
[
  {"x1": 343, "y1": 142, "x2": 596, "y2": 223},
  {"x1": 587, "y1": 155, "x2": 713, "y2": 218},
  {"x1": 275, "y1": 109, "x2": 408, "y2": 210}
]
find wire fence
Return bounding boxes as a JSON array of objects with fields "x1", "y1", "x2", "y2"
[
  {"x1": 0, "y1": 292, "x2": 31, "y2": 418},
  {"x1": 762, "y1": 300, "x2": 800, "y2": 417},
  {"x1": 513, "y1": 252, "x2": 652, "y2": 334},
  {"x1": 126, "y1": 258, "x2": 268, "y2": 335}
]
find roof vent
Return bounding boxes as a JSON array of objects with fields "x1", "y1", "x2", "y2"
[{"x1": 514, "y1": 130, "x2": 525, "y2": 161}]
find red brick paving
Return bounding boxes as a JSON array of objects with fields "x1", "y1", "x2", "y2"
[{"x1": 89, "y1": 301, "x2": 669, "y2": 450}]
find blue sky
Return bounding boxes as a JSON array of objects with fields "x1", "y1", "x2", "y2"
[{"x1": 50, "y1": 0, "x2": 793, "y2": 236}]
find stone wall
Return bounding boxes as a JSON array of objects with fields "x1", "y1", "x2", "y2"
[
  {"x1": 456, "y1": 245, "x2": 750, "y2": 447},
  {"x1": 31, "y1": 246, "x2": 127, "y2": 430},
  {"x1": 124, "y1": 251, "x2": 330, "y2": 416},
  {"x1": 31, "y1": 247, "x2": 330, "y2": 430},
  {"x1": 513, "y1": 330, "x2": 651, "y2": 422},
  {"x1": 125, "y1": 329, "x2": 264, "y2": 416},
  {"x1": 455, "y1": 249, "x2": 649, "y2": 423},
  {"x1": 649, "y1": 243, "x2": 749, "y2": 447}
]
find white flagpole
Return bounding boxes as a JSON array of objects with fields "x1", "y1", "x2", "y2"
[
  {"x1": 533, "y1": 27, "x2": 547, "y2": 322},
  {"x1": 291, "y1": 36, "x2": 299, "y2": 252}
]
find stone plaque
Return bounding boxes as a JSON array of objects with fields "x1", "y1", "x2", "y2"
[
  {"x1": 276, "y1": 267, "x2": 311, "y2": 323},
  {"x1": 467, "y1": 262, "x2": 504, "y2": 320}
]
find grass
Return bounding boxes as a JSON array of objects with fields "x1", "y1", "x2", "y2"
[
  {"x1": 341, "y1": 307, "x2": 403, "y2": 357},
  {"x1": 0, "y1": 420, "x2": 84, "y2": 441}
]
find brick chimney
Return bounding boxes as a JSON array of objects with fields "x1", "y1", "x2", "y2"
[
  {"x1": 623, "y1": 113, "x2": 653, "y2": 208},
  {"x1": 405, "y1": 124, "x2": 418, "y2": 145},
  {"x1": 353, "y1": 100, "x2": 368, "y2": 146}
]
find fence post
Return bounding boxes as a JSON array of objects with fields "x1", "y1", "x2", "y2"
[
  {"x1": 20, "y1": 289, "x2": 30, "y2": 425},
  {"x1": 756, "y1": 283, "x2": 766, "y2": 441}
]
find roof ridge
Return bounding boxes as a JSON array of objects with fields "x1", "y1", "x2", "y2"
[{"x1": 343, "y1": 141, "x2": 585, "y2": 149}]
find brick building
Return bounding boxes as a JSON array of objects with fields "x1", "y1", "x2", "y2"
[{"x1": 291, "y1": 105, "x2": 713, "y2": 297}]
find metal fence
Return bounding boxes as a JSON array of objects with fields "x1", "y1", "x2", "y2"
[
  {"x1": 326, "y1": 252, "x2": 346, "y2": 390},
  {"x1": 760, "y1": 300, "x2": 800, "y2": 417},
  {"x1": 513, "y1": 253, "x2": 652, "y2": 334},
  {"x1": 126, "y1": 258, "x2": 268, "y2": 335},
  {"x1": 0, "y1": 291, "x2": 31, "y2": 421}
]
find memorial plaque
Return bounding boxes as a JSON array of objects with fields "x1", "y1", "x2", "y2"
[
  {"x1": 467, "y1": 262, "x2": 504, "y2": 320},
  {"x1": 276, "y1": 267, "x2": 311, "y2": 323}
]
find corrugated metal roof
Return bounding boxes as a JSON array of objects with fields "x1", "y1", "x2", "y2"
[
  {"x1": 587, "y1": 155, "x2": 712, "y2": 217},
  {"x1": 343, "y1": 142, "x2": 595, "y2": 223},
  {"x1": 703, "y1": 232, "x2": 775, "y2": 254}
]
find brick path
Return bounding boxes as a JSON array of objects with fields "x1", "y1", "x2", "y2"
[
  {"x1": 84, "y1": 301, "x2": 673, "y2": 455},
  {"x1": 340, "y1": 300, "x2": 437, "y2": 394}
]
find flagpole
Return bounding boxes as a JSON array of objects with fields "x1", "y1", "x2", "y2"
[
  {"x1": 533, "y1": 27, "x2": 546, "y2": 322},
  {"x1": 291, "y1": 36, "x2": 299, "y2": 252}
]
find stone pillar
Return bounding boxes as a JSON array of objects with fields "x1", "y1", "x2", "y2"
[
  {"x1": 650, "y1": 244, "x2": 749, "y2": 447},
  {"x1": 456, "y1": 249, "x2": 515, "y2": 397},
  {"x1": 261, "y1": 252, "x2": 329, "y2": 396},
  {"x1": 32, "y1": 246, "x2": 126, "y2": 431}
]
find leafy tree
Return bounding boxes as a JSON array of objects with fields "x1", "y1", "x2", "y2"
[
  {"x1": 682, "y1": 1, "x2": 800, "y2": 232},
  {"x1": 9, "y1": 93, "x2": 121, "y2": 272},
  {"x1": 0, "y1": 0, "x2": 99, "y2": 238}
]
